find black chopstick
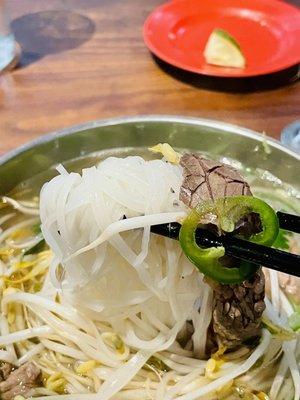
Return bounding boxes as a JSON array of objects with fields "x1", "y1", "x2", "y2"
[
  {"x1": 221, "y1": 236, "x2": 300, "y2": 277},
  {"x1": 277, "y1": 211, "x2": 300, "y2": 234},
  {"x1": 150, "y1": 219, "x2": 300, "y2": 278}
]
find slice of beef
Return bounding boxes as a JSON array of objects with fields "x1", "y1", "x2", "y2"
[
  {"x1": 180, "y1": 153, "x2": 252, "y2": 208},
  {"x1": 208, "y1": 270, "x2": 265, "y2": 347},
  {"x1": 0, "y1": 362, "x2": 41, "y2": 400},
  {"x1": 0, "y1": 363, "x2": 12, "y2": 381},
  {"x1": 180, "y1": 153, "x2": 265, "y2": 348}
]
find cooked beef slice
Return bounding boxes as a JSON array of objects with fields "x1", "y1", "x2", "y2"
[
  {"x1": 0, "y1": 363, "x2": 12, "y2": 381},
  {"x1": 0, "y1": 362, "x2": 41, "y2": 400},
  {"x1": 179, "y1": 153, "x2": 265, "y2": 348},
  {"x1": 180, "y1": 153, "x2": 252, "y2": 208},
  {"x1": 208, "y1": 270, "x2": 265, "y2": 347}
]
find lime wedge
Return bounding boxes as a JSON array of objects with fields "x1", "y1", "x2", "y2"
[{"x1": 204, "y1": 29, "x2": 246, "y2": 69}]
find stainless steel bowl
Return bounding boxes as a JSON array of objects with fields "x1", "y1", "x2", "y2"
[{"x1": 0, "y1": 115, "x2": 299, "y2": 196}]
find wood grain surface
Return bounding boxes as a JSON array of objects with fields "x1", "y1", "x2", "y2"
[{"x1": 0, "y1": 0, "x2": 299, "y2": 156}]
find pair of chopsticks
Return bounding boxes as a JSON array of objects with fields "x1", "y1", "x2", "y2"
[{"x1": 150, "y1": 211, "x2": 300, "y2": 278}]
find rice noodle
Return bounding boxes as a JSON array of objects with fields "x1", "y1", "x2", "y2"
[
  {"x1": 68, "y1": 212, "x2": 186, "y2": 261},
  {"x1": 191, "y1": 284, "x2": 213, "y2": 358}
]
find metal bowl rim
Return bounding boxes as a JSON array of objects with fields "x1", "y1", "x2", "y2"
[{"x1": 1, "y1": 115, "x2": 299, "y2": 166}]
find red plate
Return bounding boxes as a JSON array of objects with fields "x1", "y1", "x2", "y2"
[{"x1": 143, "y1": 0, "x2": 300, "y2": 77}]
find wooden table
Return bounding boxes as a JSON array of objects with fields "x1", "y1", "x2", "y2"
[{"x1": 1, "y1": 0, "x2": 299, "y2": 156}]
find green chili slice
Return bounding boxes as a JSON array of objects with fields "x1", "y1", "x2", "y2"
[{"x1": 179, "y1": 196, "x2": 279, "y2": 284}]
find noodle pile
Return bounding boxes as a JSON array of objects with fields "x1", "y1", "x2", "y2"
[{"x1": 0, "y1": 154, "x2": 299, "y2": 400}]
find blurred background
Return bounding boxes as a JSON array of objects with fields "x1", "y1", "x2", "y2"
[{"x1": 0, "y1": 0, "x2": 299, "y2": 155}]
